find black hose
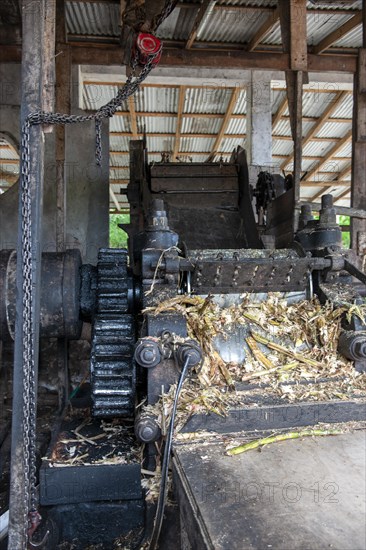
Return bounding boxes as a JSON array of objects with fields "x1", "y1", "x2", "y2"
[{"x1": 148, "y1": 356, "x2": 191, "y2": 550}]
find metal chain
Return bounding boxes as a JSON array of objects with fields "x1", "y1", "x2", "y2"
[{"x1": 19, "y1": 40, "x2": 162, "y2": 549}]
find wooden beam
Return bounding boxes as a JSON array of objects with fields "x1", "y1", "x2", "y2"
[
  {"x1": 272, "y1": 95, "x2": 288, "y2": 129},
  {"x1": 127, "y1": 95, "x2": 138, "y2": 139},
  {"x1": 305, "y1": 129, "x2": 352, "y2": 182},
  {"x1": 211, "y1": 88, "x2": 241, "y2": 155},
  {"x1": 109, "y1": 187, "x2": 120, "y2": 211},
  {"x1": 300, "y1": 180, "x2": 350, "y2": 187},
  {"x1": 55, "y1": 0, "x2": 70, "y2": 253},
  {"x1": 0, "y1": 44, "x2": 358, "y2": 73},
  {"x1": 280, "y1": 90, "x2": 349, "y2": 170},
  {"x1": 313, "y1": 12, "x2": 363, "y2": 55},
  {"x1": 186, "y1": 0, "x2": 215, "y2": 49},
  {"x1": 351, "y1": 41, "x2": 366, "y2": 255},
  {"x1": 334, "y1": 188, "x2": 351, "y2": 203},
  {"x1": 247, "y1": 7, "x2": 279, "y2": 52},
  {"x1": 173, "y1": 86, "x2": 186, "y2": 160}
]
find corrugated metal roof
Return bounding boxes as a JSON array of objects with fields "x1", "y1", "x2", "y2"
[
  {"x1": 181, "y1": 117, "x2": 222, "y2": 134},
  {"x1": 83, "y1": 84, "x2": 128, "y2": 111},
  {"x1": 196, "y1": 8, "x2": 272, "y2": 44},
  {"x1": 137, "y1": 116, "x2": 176, "y2": 134},
  {"x1": 307, "y1": 12, "x2": 354, "y2": 46},
  {"x1": 271, "y1": 90, "x2": 286, "y2": 115},
  {"x1": 66, "y1": 2, "x2": 120, "y2": 36},
  {"x1": 155, "y1": 6, "x2": 181, "y2": 40},
  {"x1": 226, "y1": 117, "x2": 246, "y2": 135},
  {"x1": 333, "y1": 24, "x2": 363, "y2": 48},
  {"x1": 110, "y1": 136, "x2": 130, "y2": 152},
  {"x1": 233, "y1": 89, "x2": 247, "y2": 115},
  {"x1": 135, "y1": 87, "x2": 178, "y2": 113},
  {"x1": 333, "y1": 142, "x2": 352, "y2": 157},
  {"x1": 220, "y1": 137, "x2": 245, "y2": 152},
  {"x1": 302, "y1": 92, "x2": 339, "y2": 117},
  {"x1": 0, "y1": 147, "x2": 18, "y2": 160},
  {"x1": 110, "y1": 116, "x2": 131, "y2": 133},
  {"x1": 110, "y1": 167, "x2": 129, "y2": 180},
  {"x1": 146, "y1": 136, "x2": 175, "y2": 152},
  {"x1": 314, "y1": 121, "x2": 352, "y2": 139},
  {"x1": 331, "y1": 93, "x2": 353, "y2": 118},
  {"x1": 272, "y1": 140, "x2": 293, "y2": 156},
  {"x1": 302, "y1": 141, "x2": 335, "y2": 157},
  {"x1": 180, "y1": 137, "x2": 215, "y2": 152},
  {"x1": 110, "y1": 152, "x2": 129, "y2": 166},
  {"x1": 184, "y1": 87, "x2": 231, "y2": 114}
]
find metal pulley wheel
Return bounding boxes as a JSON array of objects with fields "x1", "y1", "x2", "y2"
[{"x1": 0, "y1": 249, "x2": 82, "y2": 341}]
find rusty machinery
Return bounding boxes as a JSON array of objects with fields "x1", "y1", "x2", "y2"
[{"x1": 1, "y1": 142, "x2": 366, "y2": 548}]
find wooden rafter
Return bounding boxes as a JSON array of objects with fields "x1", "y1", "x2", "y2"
[
  {"x1": 272, "y1": 95, "x2": 288, "y2": 129},
  {"x1": 173, "y1": 86, "x2": 186, "y2": 160},
  {"x1": 109, "y1": 187, "x2": 120, "y2": 211},
  {"x1": 280, "y1": 90, "x2": 349, "y2": 171},
  {"x1": 305, "y1": 129, "x2": 352, "y2": 183},
  {"x1": 210, "y1": 88, "x2": 241, "y2": 155},
  {"x1": 334, "y1": 188, "x2": 351, "y2": 203},
  {"x1": 313, "y1": 12, "x2": 363, "y2": 55},
  {"x1": 247, "y1": 7, "x2": 279, "y2": 52},
  {"x1": 127, "y1": 96, "x2": 138, "y2": 139},
  {"x1": 186, "y1": 0, "x2": 215, "y2": 49}
]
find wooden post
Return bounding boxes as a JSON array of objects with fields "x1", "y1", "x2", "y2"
[
  {"x1": 8, "y1": 1, "x2": 48, "y2": 547},
  {"x1": 351, "y1": 0, "x2": 366, "y2": 266},
  {"x1": 279, "y1": 0, "x2": 307, "y2": 233}
]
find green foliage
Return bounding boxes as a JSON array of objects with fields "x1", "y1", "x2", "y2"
[
  {"x1": 109, "y1": 214, "x2": 130, "y2": 248},
  {"x1": 338, "y1": 215, "x2": 350, "y2": 249}
]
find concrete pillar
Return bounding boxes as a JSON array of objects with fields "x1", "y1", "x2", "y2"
[
  {"x1": 246, "y1": 71, "x2": 272, "y2": 177},
  {"x1": 65, "y1": 66, "x2": 109, "y2": 264}
]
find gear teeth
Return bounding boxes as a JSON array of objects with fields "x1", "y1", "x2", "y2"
[{"x1": 90, "y1": 249, "x2": 135, "y2": 417}]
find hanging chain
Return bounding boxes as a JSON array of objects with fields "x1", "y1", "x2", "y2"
[{"x1": 19, "y1": 18, "x2": 167, "y2": 546}]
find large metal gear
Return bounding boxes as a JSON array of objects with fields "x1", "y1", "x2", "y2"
[{"x1": 90, "y1": 249, "x2": 136, "y2": 417}]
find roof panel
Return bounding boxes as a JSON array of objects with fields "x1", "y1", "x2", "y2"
[
  {"x1": 135, "y1": 87, "x2": 179, "y2": 113},
  {"x1": 110, "y1": 116, "x2": 131, "y2": 133},
  {"x1": 315, "y1": 121, "x2": 352, "y2": 139},
  {"x1": 83, "y1": 84, "x2": 128, "y2": 111},
  {"x1": 233, "y1": 89, "x2": 247, "y2": 115},
  {"x1": 271, "y1": 89, "x2": 287, "y2": 115},
  {"x1": 196, "y1": 8, "x2": 272, "y2": 44},
  {"x1": 333, "y1": 24, "x2": 362, "y2": 48},
  {"x1": 181, "y1": 117, "x2": 222, "y2": 134},
  {"x1": 302, "y1": 140, "x2": 336, "y2": 157},
  {"x1": 110, "y1": 136, "x2": 130, "y2": 152},
  {"x1": 272, "y1": 140, "x2": 293, "y2": 156},
  {"x1": 226, "y1": 117, "x2": 246, "y2": 135},
  {"x1": 220, "y1": 137, "x2": 245, "y2": 153},
  {"x1": 302, "y1": 92, "x2": 339, "y2": 117},
  {"x1": 146, "y1": 136, "x2": 175, "y2": 152},
  {"x1": 184, "y1": 87, "x2": 231, "y2": 114},
  {"x1": 137, "y1": 116, "x2": 176, "y2": 134},
  {"x1": 180, "y1": 137, "x2": 215, "y2": 153},
  {"x1": 66, "y1": 2, "x2": 120, "y2": 36},
  {"x1": 331, "y1": 93, "x2": 353, "y2": 118}
]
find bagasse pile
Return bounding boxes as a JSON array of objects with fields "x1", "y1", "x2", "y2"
[{"x1": 142, "y1": 293, "x2": 366, "y2": 432}]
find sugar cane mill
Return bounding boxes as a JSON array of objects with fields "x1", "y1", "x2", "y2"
[{"x1": 0, "y1": 1, "x2": 366, "y2": 549}]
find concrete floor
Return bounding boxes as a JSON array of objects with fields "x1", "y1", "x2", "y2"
[{"x1": 173, "y1": 431, "x2": 366, "y2": 550}]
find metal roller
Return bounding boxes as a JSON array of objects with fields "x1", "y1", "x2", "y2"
[{"x1": 0, "y1": 249, "x2": 82, "y2": 341}]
